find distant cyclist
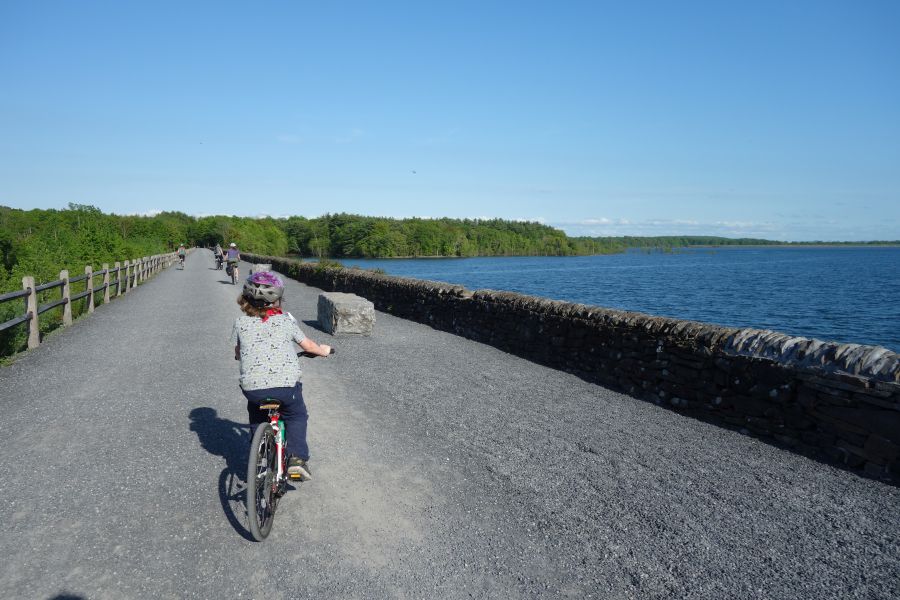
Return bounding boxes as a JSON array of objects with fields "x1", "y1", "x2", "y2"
[
  {"x1": 231, "y1": 271, "x2": 332, "y2": 481},
  {"x1": 214, "y1": 243, "x2": 224, "y2": 269},
  {"x1": 177, "y1": 244, "x2": 186, "y2": 268},
  {"x1": 225, "y1": 242, "x2": 240, "y2": 282}
]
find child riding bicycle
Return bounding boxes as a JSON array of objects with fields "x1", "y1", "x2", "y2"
[{"x1": 231, "y1": 271, "x2": 331, "y2": 480}]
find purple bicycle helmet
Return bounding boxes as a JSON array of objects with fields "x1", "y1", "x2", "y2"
[{"x1": 243, "y1": 271, "x2": 284, "y2": 305}]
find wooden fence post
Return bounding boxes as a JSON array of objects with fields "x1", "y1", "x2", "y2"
[
  {"x1": 102, "y1": 263, "x2": 111, "y2": 304},
  {"x1": 124, "y1": 260, "x2": 131, "y2": 292},
  {"x1": 85, "y1": 266, "x2": 95, "y2": 314},
  {"x1": 60, "y1": 269, "x2": 72, "y2": 326},
  {"x1": 143, "y1": 257, "x2": 149, "y2": 282},
  {"x1": 22, "y1": 276, "x2": 39, "y2": 349},
  {"x1": 115, "y1": 262, "x2": 123, "y2": 296}
]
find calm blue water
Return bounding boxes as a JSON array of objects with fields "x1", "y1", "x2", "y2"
[{"x1": 339, "y1": 247, "x2": 900, "y2": 351}]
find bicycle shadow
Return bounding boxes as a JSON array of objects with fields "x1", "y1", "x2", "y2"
[{"x1": 188, "y1": 407, "x2": 254, "y2": 541}]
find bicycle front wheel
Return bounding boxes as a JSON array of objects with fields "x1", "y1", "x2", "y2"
[{"x1": 247, "y1": 422, "x2": 278, "y2": 541}]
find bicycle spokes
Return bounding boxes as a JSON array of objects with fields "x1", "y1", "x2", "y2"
[{"x1": 247, "y1": 423, "x2": 279, "y2": 540}]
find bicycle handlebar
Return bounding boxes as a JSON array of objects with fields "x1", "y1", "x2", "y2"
[{"x1": 297, "y1": 348, "x2": 336, "y2": 358}]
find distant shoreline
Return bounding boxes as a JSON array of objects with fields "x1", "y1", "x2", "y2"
[
  {"x1": 690, "y1": 243, "x2": 900, "y2": 248},
  {"x1": 288, "y1": 243, "x2": 900, "y2": 262}
]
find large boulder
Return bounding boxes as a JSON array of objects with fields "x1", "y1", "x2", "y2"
[{"x1": 318, "y1": 292, "x2": 375, "y2": 335}]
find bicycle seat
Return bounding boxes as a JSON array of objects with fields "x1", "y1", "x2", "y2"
[{"x1": 259, "y1": 401, "x2": 281, "y2": 410}]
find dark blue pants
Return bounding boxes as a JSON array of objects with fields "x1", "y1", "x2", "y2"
[{"x1": 242, "y1": 382, "x2": 310, "y2": 461}]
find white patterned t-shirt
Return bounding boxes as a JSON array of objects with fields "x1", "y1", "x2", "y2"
[{"x1": 231, "y1": 312, "x2": 307, "y2": 390}]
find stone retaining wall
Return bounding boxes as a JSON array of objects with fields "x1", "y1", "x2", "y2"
[{"x1": 247, "y1": 253, "x2": 900, "y2": 481}]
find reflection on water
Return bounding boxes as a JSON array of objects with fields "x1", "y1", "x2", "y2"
[{"x1": 341, "y1": 247, "x2": 900, "y2": 351}]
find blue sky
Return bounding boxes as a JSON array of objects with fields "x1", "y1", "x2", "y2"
[{"x1": 1, "y1": 1, "x2": 898, "y2": 241}]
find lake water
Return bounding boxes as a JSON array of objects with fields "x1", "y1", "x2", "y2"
[{"x1": 339, "y1": 247, "x2": 900, "y2": 352}]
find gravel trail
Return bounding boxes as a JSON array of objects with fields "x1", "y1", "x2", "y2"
[{"x1": 0, "y1": 250, "x2": 897, "y2": 599}]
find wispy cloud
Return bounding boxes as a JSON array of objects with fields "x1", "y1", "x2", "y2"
[
  {"x1": 335, "y1": 128, "x2": 365, "y2": 144},
  {"x1": 552, "y1": 217, "x2": 782, "y2": 238},
  {"x1": 415, "y1": 128, "x2": 460, "y2": 147},
  {"x1": 276, "y1": 134, "x2": 301, "y2": 144},
  {"x1": 253, "y1": 213, "x2": 292, "y2": 219},
  {"x1": 555, "y1": 217, "x2": 631, "y2": 227}
]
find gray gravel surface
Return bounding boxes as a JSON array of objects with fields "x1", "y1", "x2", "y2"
[{"x1": 1, "y1": 250, "x2": 898, "y2": 600}]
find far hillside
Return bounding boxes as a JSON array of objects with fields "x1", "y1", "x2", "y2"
[{"x1": 575, "y1": 235, "x2": 899, "y2": 248}]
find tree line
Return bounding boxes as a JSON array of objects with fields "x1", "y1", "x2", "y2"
[
  {"x1": 279, "y1": 214, "x2": 618, "y2": 258},
  {"x1": 2, "y1": 204, "x2": 896, "y2": 357}
]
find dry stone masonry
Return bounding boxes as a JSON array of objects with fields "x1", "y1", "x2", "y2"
[
  {"x1": 317, "y1": 292, "x2": 375, "y2": 335},
  {"x1": 246, "y1": 253, "x2": 900, "y2": 482}
]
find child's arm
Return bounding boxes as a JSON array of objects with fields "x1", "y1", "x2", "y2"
[
  {"x1": 298, "y1": 337, "x2": 332, "y2": 357},
  {"x1": 230, "y1": 320, "x2": 240, "y2": 359}
]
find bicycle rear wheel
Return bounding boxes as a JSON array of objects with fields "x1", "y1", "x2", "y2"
[{"x1": 247, "y1": 422, "x2": 278, "y2": 541}]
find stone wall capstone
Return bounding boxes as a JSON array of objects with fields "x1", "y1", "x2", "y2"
[{"x1": 245, "y1": 253, "x2": 900, "y2": 481}]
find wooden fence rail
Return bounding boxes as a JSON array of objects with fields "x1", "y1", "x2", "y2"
[{"x1": 0, "y1": 251, "x2": 180, "y2": 350}]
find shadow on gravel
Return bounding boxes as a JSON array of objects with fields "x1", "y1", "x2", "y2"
[
  {"x1": 302, "y1": 319, "x2": 328, "y2": 334},
  {"x1": 189, "y1": 407, "x2": 255, "y2": 541},
  {"x1": 48, "y1": 595, "x2": 87, "y2": 600},
  {"x1": 218, "y1": 280, "x2": 238, "y2": 286}
]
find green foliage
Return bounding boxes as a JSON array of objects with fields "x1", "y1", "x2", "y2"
[
  {"x1": 280, "y1": 214, "x2": 587, "y2": 259},
  {"x1": 313, "y1": 259, "x2": 345, "y2": 273},
  {"x1": 0, "y1": 204, "x2": 294, "y2": 359},
  {"x1": 3, "y1": 205, "x2": 894, "y2": 358},
  {"x1": 578, "y1": 236, "x2": 779, "y2": 249}
]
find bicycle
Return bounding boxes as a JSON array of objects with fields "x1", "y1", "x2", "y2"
[
  {"x1": 227, "y1": 262, "x2": 239, "y2": 284},
  {"x1": 179, "y1": 255, "x2": 185, "y2": 269},
  {"x1": 246, "y1": 349, "x2": 335, "y2": 541}
]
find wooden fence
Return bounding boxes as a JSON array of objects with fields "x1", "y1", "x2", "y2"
[{"x1": 0, "y1": 252, "x2": 180, "y2": 350}]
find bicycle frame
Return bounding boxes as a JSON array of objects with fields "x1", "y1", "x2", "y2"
[
  {"x1": 267, "y1": 408, "x2": 286, "y2": 482},
  {"x1": 246, "y1": 352, "x2": 332, "y2": 541}
]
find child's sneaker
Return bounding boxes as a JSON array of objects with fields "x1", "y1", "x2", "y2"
[{"x1": 287, "y1": 457, "x2": 312, "y2": 481}]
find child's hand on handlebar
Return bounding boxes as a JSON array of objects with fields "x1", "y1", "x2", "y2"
[{"x1": 297, "y1": 338, "x2": 335, "y2": 358}]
